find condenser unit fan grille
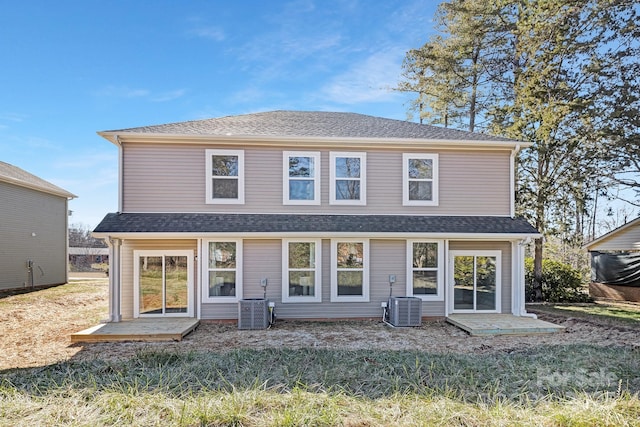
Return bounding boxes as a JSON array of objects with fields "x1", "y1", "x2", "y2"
[
  {"x1": 238, "y1": 298, "x2": 270, "y2": 330},
  {"x1": 388, "y1": 296, "x2": 422, "y2": 327}
]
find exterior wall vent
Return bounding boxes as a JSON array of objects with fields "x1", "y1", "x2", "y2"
[
  {"x1": 388, "y1": 296, "x2": 422, "y2": 327},
  {"x1": 238, "y1": 298, "x2": 270, "y2": 330}
]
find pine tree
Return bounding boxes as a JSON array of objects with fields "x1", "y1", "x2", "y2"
[{"x1": 399, "y1": 0, "x2": 640, "y2": 301}]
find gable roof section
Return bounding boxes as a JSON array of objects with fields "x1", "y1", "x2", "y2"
[
  {"x1": 98, "y1": 111, "x2": 526, "y2": 148},
  {"x1": 94, "y1": 212, "x2": 539, "y2": 237},
  {"x1": 584, "y1": 217, "x2": 640, "y2": 251},
  {"x1": 0, "y1": 161, "x2": 76, "y2": 199}
]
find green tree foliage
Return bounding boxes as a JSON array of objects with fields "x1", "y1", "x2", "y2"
[
  {"x1": 524, "y1": 258, "x2": 590, "y2": 303},
  {"x1": 400, "y1": 0, "x2": 640, "y2": 301}
]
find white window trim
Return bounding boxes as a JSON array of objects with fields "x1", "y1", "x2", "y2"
[
  {"x1": 329, "y1": 152, "x2": 366, "y2": 205},
  {"x1": 202, "y1": 239, "x2": 243, "y2": 303},
  {"x1": 283, "y1": 151, "x2": 321, "y2": 205},
  {"x1": 448, "y1": 250, "x2": 502, "y2": 314},
  {"x1": 402, "y1": 153, "x2": 439, "y2": 206},
  {"x1": 282, "y1": 239, "x2": 322, "y2": 303},
  {"x1": 205, "y1": 149, "x2": 245, "y2": 204},
  {"x1": 330, "y1": 239, "x2": 370, "y2": 302},
  {"x1": 406, "y1": 240, "x2": 444, "y2": 301},
  {"x1": 133, "y1": 250, "x2": 194, "y2": 318}
]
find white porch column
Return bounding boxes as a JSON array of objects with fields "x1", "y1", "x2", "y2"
[
  {"x1": 512, "y1": 240, "x2": 536, "y2": 318},
  {"x1": 108, "y1": 237, "x2": 122, "y2": 322}
]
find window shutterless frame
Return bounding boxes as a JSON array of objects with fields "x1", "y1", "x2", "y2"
[
  {"x1": 283, "y1": 151, "x2": 321, "y2": 205},
  {"x1": 330, "y1": 152, "x2": 366, "y2": 205},
  {"x1": 406, "y1": 240, "x2": 444, "y2": 301},
  {"x1": 402, "y1": 153, "x2": 439, "y2": 206},
  {"x1": 205, "y1": 149, "x2": 245, "y2": 204},
  {"x1": 282, "y1": 239, "x2": 322, "y2": 303},
  {"x1": 202, "y1": 239, "x2": 243, "y2": 303},
  {"x1": 330, "y1": 239, "x2": 370, "y2": 302}
]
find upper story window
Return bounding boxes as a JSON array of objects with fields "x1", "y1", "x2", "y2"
[
  {"x1": 402, "y1": 153, "x2": 439, "y2": 206},
  {"x1": 330, "y1": 152, "x2": 366, "y2": 205},
  {"x1": 206, "y1": 149, "x2": 244, "y2": 204},
  {"x1": 406, "y1": 240, "x2": 444, "y2": 301},
  {"x1": 283, "y1": 151, "x2": 321, "y2": 205}
]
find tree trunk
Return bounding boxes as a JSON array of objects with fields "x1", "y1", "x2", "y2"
[{"x1": 533, "y1": 237, "x2": 544, "y2": 301}]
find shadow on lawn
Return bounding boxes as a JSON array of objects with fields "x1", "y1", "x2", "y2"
[{"x1": 2, "y1": 345, "x2": 638, "y2": 404}]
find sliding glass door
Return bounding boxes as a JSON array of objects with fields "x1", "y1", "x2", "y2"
[
  {"x1": 450, "y1": 251, "x2": 501, "y2": 313},
  {"x1": 134, "y1": 250, "x2": 193, "y2": 317}
]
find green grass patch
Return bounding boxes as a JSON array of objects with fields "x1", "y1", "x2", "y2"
[
  {"x1": 2, "y1": 345, "x2": 639, "y2": 426},
  {"x1": 531, "y1": 302, "x2": 640, "y2": 326}
]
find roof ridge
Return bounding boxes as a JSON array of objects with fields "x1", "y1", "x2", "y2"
[{"x1": 99, "y1": 110, "x2": 520, "y2": 143}]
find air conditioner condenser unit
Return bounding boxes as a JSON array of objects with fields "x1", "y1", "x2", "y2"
[
  {"x1": 238, "y1": 298, "x2": 270, "y2": 330},
  {"x1": 388, "y1": 296, "x2": 422, "y2": 327}
]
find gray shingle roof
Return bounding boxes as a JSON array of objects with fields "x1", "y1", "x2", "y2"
[
  {"x1": 0, "y1": 161, "x2": 76, "y2": 198},
  {"x1": 101, "y1": 110, "x2": 518, "y2": 143},
  {"x1": 94, "y1": 212, "x2": 538, "y2": 235}
]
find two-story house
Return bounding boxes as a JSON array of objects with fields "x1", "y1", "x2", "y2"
[{"x1": 93, "y1": 111, "x2": 539, "y2": 323}]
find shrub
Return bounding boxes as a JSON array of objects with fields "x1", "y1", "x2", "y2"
[{"x1": 525, "y1": 258, "x2": 591, "y2": 303}]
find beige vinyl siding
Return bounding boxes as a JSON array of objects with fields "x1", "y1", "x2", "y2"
[
  {"x1": 119, "y1": 239, "x2": 197, "y2": 320},
  {"x1": 200, "y1": 239, "x2": 446, "y2": 320},
  {"x1": 448, "y1": 241, "x2": 512, "y2": 313},
  {"x1": 0, "y1": 182, "x2": 68, "y2": 291},
  {"x1": 122, "y1": 143, "x2": 511, "y2": 216},
  {"x1": 200, "y1": 239, "x2": 282, "y2": 320}
]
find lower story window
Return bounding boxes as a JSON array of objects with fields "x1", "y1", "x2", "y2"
[
  {"x1": 407, "y1": 240, "x2": 444, "y2": 301},
  {"x1": 203, "y1": 240, "x2": 242, "y2": 302},
  {"x1": 331, "y1": 239, "x2": 369, "y2": 302},
  {"x1": 282, "y1": 239, "x2": 321, "y2": 302}
]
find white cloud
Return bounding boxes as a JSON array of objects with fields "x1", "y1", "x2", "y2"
[
  {"x1": 0, "y1": 112, "x2": 28, "y2": 122},
  {"x1": 93, "y1": 86, "x2": 186, "y2": 102},
  {"x1": 94, "y1": 85, "x2": 150, "y2": 98},
  {"x1": 188, "y1": 26, "x2": 226, "y2": 41},
  {"x1": 319, "y1": 50, "x2": 406, "y2": 104},
  {"x1": 151, "y1": 89, "x2": 188, "y2": 102}
]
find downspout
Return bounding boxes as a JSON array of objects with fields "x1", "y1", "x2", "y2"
[
  {"x1": 444, "y1": 239, "x2": 450, "y2": 317},
  {"x1": 116, "y1": 136, "x2": 124, "y2": 213},
  {"x1": 510, "y1": 145, "x2": 521, "y2": 218},
  {"x1": 65, "y1": 198, "x2": 70, "y2": 284}
]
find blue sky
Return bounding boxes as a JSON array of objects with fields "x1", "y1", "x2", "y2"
[{"x1": 0, "y1": 0, "x2": 438, "y2": 227}]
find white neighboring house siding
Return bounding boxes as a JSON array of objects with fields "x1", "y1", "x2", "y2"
[
  {"x1": 0, "y1": 181, "x2": 70, "y2": 291},
  {"x1": 121, "y1": 143, "x2": 511, "y2": 216}
]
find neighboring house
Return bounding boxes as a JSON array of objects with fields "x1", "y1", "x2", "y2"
[
  {"x1": 93, "y1": 111, "x2": 540, "y2": 322},
  {"x1": 0, "y1": 161, "x2": 76, "y2": 291},
  {"x1": 584, "y1": 217, "x2": 640, "y2": 302},
  {"x1": 68, "y1": 247, "x2": 109, "y2": 271}
]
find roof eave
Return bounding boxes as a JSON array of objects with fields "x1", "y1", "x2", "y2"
[
  {"x1": 583, "y1": 217, "x2": 640, "y2": 250},
  {"x1": 93, "y1": 231, "x2": 541, "y2": 240},
  {"x1": 96, "y1": 131, "x2": 531, "y2": 149},
  {"x1": 0, "y1": 176, "x2": 77, "y2": 199}
]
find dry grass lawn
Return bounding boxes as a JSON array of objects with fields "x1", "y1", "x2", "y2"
[{"x1": 1, "y1": 280, "x2": 639, "y2": 371}]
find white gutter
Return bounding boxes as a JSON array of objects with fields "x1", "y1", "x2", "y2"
[
  {"x1": 92, "y1": 231, "x2": 542, "y2": 240},
  {"x1": 97, "y1": 131, "x2": 533, "y2": 151},
  {"x1": 510, "y1": 144, "x2": 521, "y2": 218},
  {"x1": 115, "y1": 136, "x2": 124, "y2": 213}
]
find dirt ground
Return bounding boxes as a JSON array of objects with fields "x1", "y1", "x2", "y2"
[{"x1": 1, "y1": 280, "x2": 639, "y2": 371}]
